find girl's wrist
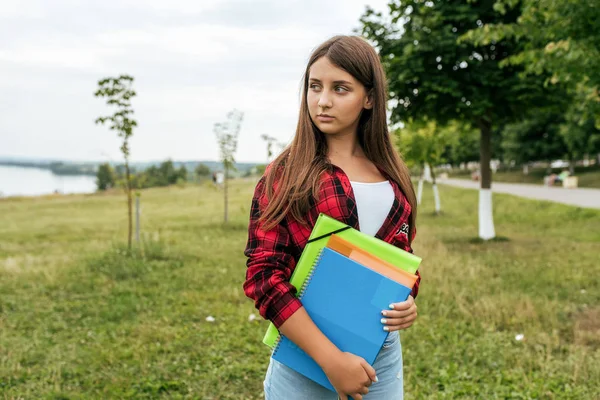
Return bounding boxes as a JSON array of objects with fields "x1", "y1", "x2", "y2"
[{"x1": 315, "y1": 345, "x2": 344, "y2": 371}]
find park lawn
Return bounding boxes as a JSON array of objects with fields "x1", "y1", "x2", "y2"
[
  {"x1": 448, "y1": 165, "x2": 600, "y2": 188},
  {"x1": 0, "y1": 179, "x2": 599, "y2": 399}
]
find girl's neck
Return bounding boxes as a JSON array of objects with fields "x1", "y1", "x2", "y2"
[{"x1": 326, "y1": 131, "x2": 364, "y2": 162}]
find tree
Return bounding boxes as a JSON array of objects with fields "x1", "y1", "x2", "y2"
[
  {"x1": 501, "y1": 112, "x2": 567, "y2": 169},
  {"x1": 158, "y1": 160, "x2": 178, "y2": 185},
  {"x1": 360, "y1": 0, "x2": 545, "y2": 239},
  {"x1": 96, "y1": 162, "x2": 116, "y2": 191},
  {"x1": 396, "y1": 119, "x2": 453, "y2": 213},
  {"x1": 215, "y1": 109, "x2": 243, "y2": 223},
  {"x1": 442, "y1": 122, "x2": 480, "y2": 167},
  {"x1": 95, "y1": 75, "x2": 137, "y2": 248},
  {"x1": 463, "y1": 0, "x2": 600, "y2": 163},
  {"x1": 261, "y1": 134, "x2": 278, "y2": 163},
  {"x1": 195, "y1": 163, "x2": 211, "y2": 180}
]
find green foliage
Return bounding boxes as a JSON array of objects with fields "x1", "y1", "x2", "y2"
[
  {"x1": 194, "y1": 163, "x2": 211, "y2": 179},
  {"x1": 442, "y1": 122, "x2": 480, "y2": 165},
  {"x1": 461, "y1": 0, "x2": 600, "y2": 155},
  {"x1": 396, "y1": 119, "x2": 453, "y2": 169},
  {"x1": 94, "y1": 75, "x2": 137, "y2": 158},
  {"x1": 501, "y1": 112, "x2": 567, "y2": 164},
  {"x1": 96, "y1": 162, "x2": 116, "y2": 191},
  {"x1": 254, "y1": 164, "x2": 267, "y2": 176},
  {"x1": 126, "y1": 160, "x2": 188, "y2": 189},
  {"x1": 359, "y1": 0, "x2": 540, "y2": 127}
]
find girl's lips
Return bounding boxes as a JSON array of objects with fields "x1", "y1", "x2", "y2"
[{"x1": 317, "y1": 115, "x2": 335, "y2": 122}]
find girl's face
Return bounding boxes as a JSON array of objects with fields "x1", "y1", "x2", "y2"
[{"x1": 307, "y1": 56, "x2": 372, "y2": 137}]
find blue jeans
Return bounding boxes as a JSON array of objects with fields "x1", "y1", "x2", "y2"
[{"x1": 264, "y1": 331, "x2": 403, "y2": 399}]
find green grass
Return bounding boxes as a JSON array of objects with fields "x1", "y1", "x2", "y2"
[
  {"x1": 448, "y1": 165, "x2": 600, "y2": 188},
  {"x1": 1, "y1": 180, "x2": 599, "y2": 399}
]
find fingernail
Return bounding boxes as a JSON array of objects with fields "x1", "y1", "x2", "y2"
[
  {"x1": 389, "y1": 304, "x2": 395, "y2": 309},
  {"x1": 381, "y1": 318, "x2": 387, "y2": 324},
  {"x1": 374, "y1": 375, "x2": 379, "y2": 382},
  {"x1": 383, "y1": 326, "x2": 389, "y2": 331},
  {"x1": 381, "y1": 311, "x2": 387, "y2": 316}
]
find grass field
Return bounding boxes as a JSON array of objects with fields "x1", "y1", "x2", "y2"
[{"x1": 1, "y1": 180, "x2": 599, "y2": 399}]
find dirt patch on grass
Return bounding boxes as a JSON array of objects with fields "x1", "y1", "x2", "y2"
[{"x1": 574, "y1": 307, "x2": 600, "y2": 348}]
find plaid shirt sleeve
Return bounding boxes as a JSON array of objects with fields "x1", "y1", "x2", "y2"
[{"x1": 243, "y1": 176, "x2": 303, "y2": 329}]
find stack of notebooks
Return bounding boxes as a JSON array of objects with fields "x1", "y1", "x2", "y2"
[{"x1": 263, "y1": 213, "x2": 422, "y2": 392}]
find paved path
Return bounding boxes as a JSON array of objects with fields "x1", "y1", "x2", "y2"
[{"x1": 439, "y1": 178, "x2": 600, "y2": 209}]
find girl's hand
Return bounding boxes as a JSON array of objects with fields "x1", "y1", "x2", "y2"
[
  {"x1": 381, "y1": 295, "x2": 417, "y2": 332},
  {"x1": 322, "y1": 351, "x2": 377, "y2": 400}
]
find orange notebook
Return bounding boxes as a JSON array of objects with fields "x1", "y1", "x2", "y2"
[{"x1": 326, "y1": 234, "x2": 418, "y2": 289}]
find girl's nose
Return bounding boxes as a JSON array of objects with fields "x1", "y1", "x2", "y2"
[{"x1": 318, "y1": 95, "x2": 332, "y2": 109}]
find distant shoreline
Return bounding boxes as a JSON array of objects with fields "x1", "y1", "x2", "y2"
[
  {"x1": 0, "y1": 159, "x2": 263, "y2": 176},
  {"x1": 0, "y1": 161, "x2": 97, "y2": 176}
]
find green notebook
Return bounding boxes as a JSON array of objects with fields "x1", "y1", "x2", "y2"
[{"x1": 262, "y1": 213, "x2": 422, "y2": 348}]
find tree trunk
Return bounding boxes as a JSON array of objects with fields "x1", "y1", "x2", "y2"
[
  {"x1": 423, "y1": 163, "x2": 432, "y2": 182},
  {"x1": 417, "y1": 164, "x2": 424, "y2": 205},
  {"x1": 568, "y1": 155, "x2": 575, "y2": 175},
  {"x1": 224, "y1": 166, "x2": 229, "y2": 223},
  {"x1": 125, "y1": 160, "x2": 133, "y2": 249},
  {"x1": 431, "y1": 166, "x2": 441, "y2": 214},
  {"x1": 478, "y1": 117, "x2": 496, "y2": 240}
]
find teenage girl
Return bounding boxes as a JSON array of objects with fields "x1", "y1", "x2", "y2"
[{"x1": 244, "y1": 35, "x2": 420, "y2": 400}]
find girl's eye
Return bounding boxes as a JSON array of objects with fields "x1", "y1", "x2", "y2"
[
  {"x1": 309, "y1": 84, "x2": 321, "y2": 91},
  {"x1": 335, "y1": 86, "x2": 349, "y2": 93}
]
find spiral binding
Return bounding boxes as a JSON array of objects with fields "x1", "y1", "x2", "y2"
[{"x1": 272, "y1": 248, "x2": 326, "y2": 356}]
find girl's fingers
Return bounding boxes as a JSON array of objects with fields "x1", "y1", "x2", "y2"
[
  {"x1": 389, "y1": 296, "x2": 415, "y2": 311},
  {"x1": 382, "y1": 312, "x2": 417, "y2": 327},
  {"x1": 385, "y1": 321, "x2": 415, "y2": 332},
  {"x1": 381, "y1": 307, "x2": 416, "y2": 319}
]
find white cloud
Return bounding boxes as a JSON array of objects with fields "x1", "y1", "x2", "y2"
[
  {"x1": 0, "y1": 0, "x2": 390, "y2": 163},
  {"x1": 0, "y1": 0, "x2": 45, "y2": 18}
]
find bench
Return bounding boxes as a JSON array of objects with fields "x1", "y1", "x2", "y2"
[{"x1": 563, "y1": 176, "x2": 578, "y2": 188}]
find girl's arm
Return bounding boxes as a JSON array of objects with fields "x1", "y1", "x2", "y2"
[
  {"x1": 243, "y1": 175, "x2": 303, "y2": 328},
  {"x1": 243, "y1": 176, "x2": 375, "y2": 398}
]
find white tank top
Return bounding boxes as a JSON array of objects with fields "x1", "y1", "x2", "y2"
[{"x1": 349, "y1": 180, "x2": 395, "y2": 237}]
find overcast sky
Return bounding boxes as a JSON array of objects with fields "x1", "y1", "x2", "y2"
[{"x1": 0, "y1": 0, "x2": 390, "y2": 163}]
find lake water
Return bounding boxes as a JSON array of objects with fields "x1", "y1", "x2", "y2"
[{"x1": 0, "y1": 165, "x2": 97, "y2": 197}]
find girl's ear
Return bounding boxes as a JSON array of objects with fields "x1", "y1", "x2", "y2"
[{"x1": 364, "y1": 90, "x2": 374, "y2": 110}]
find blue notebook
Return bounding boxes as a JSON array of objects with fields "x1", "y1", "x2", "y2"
[{"x1": 271, "y1": 247, "x2": 412, "y2": 392}]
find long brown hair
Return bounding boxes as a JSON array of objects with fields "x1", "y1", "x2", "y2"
[{"x1": 259, "y1": 35, "x2": 417, "y2": 243}]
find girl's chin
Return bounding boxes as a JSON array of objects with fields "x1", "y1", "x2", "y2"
[{"x1": 316, "y1": 124, "x2": 342, "y2": 135}]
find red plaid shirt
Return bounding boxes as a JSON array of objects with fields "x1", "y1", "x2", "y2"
[{"x1": 243, "y1": 164, "x2": 420, "y2": 329}]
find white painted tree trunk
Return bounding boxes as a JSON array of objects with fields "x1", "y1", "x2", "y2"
[
  {"x1": 417, "y1": 178, "x2": 424, "y2": 205},
  {"x1": 478, "y1": 189, "x2": 496, "y2": 240},
  {"x1": 523, "y1": 164, "x2": 529, "y2": 175},
  {"x1": 423, "y1": 163, "x2": 432, "y2": 182},
  {"x1": 433, "y1": 183, "x2": 441, "y2": 213}
]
